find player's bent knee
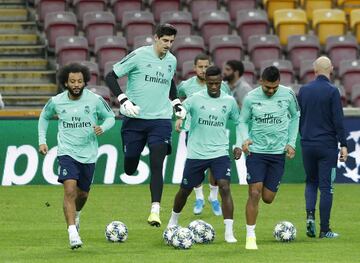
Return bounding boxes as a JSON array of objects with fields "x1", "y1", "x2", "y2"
[{"x1": 262, "y1": 197, "x2": 274, "y2": 204}]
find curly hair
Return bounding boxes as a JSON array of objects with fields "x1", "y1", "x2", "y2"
[{"x1": 57, "y1": 63, "x2": 91, "y2": 90}]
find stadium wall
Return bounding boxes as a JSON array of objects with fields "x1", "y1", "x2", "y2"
[{"x1": 0, "y1": 118, "x2": 359, "y2": 186}]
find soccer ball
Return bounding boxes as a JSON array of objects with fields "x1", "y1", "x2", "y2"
[
  {"x1": 105, "y1": 221, "x2": 128, "y2": 242},
  {"x1": 171, "y1": 227, "x2": 194, "y2": 249},
  {"x1": 163, "y1": 225, "x2": 180, "y2": 245},
  {"x1": 188, "y1": 220, "x2": 215, "y2": 244},
  {"x1": 273, "y1": 221, "x2": 296, "y2": 242}
]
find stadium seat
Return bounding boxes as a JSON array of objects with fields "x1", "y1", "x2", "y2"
[
  {"x1": 55, "y1": 36, "x2": 89, "y2": 66},
  {"x1": 236, "y1": 9, "x2": 269, "y2": 46},
  {"x1": 44, "y1": 11, "x2": 77, "y2": 50},
  {"x1": 198, "y1": 10, "x2": 231, "y2": 46},
  {"x1": 83, "y1": 11, "x2": 116, "y2": 48},
  {"x1": 325, "y1": 35, "x2": 358, "y2": 71},
  {"x1": 110, "y1": 0, "x2": 141, "y2": 23},
  {"x1": 287, "y1": 35, "x2": 320, "y2": 72},
  {"x1": 79, "y1": 61, "x2": 99, "y2": 85},
  {"x1": 350, "y1": 9, "x2": 360, "y2": 43},
  {"x1": 302, "y1": 0, "x2": 332, "y2": 20},
  {"x1": 160, "y1": 11, "x2": 193, "y2": 36},
  {"x1": 337, "y1": 0, "x2": 360, "y2": 15},
  {"x1": 36, "y1": 0, "x2": 66, "y2": 23},
  {"x1": 104, "y1": 61, "x2": 127, "y2": 94},
  {"x1": 181, "y1": 60, "x2": 196, "y2": 80},
  {"x1": 243, "y1": 60, "x2": 256, "y2": 85},
  {"x1": 122, "y1": 11, "x2": 155, "y2": 47},
  {"x1": 209, "y1": 35, "x2": 243, "y2": 68},
  {"x1": 73, "y1": 0, "x2": 107, "y2": 23},
  {"x1": 225, "y1": 0, "x2": 256, "y2": 21},
  {"x1": 273, "y1": 9, "x2": 307, "y2": 46},
  {"x1": 94, "y1": 36, "x2": 127, "y2": 74},
  {"x1": 312, "y1": 9, "x2": 346, "y2": 45},
  {"x1": 247, "y1": 34, "x2": 281, "y2": 70},
  {"x1": 260, "y1": 59, "x2": 294, "y2": 85},
  {"x1": 133, "y1": 35, "x2": 154, "y2": 49},
  {"x1": 149, "y1": 0, "x2": 180, "y2": 22},
  {"x1": 351, "y1": 84, "x2": 360, "y2": 107},
  {"x1": 339, "y1": 59, "x2": 360, "y2": 96},
  {"x1": 172, "y1": 35, "x2": 205, "y2": 71},
  {"x1": 87, "y1": 85, "x2": 112, "y2": 104},
  {"x1": 263, "y1": 0, "x2": 297, "y2": 20},
  {"x1": 187, "y1": 0, "x2": 218, "y2": 21},
  {"x1": 299, "y1": 59, "x2": 315, "y2": 84}
]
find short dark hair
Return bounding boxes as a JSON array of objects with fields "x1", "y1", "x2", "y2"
[
  {"x1": 225, "y1": 60, "x2": 244, "y2": 76},
  {"x1": 206, "y1": 65, "x2": 221, "y2": 77},
  {"x1": 261, "y1": 66, "x2": 280, "y2": 82},
  {"x1": 155, "y1": 23, "x2": 177, "y2": 38},
  {"x1": 57, "y1": 62, "x2": 91, "y2": 89},
  {"x1": 194, "y1": 53, "x2": 211, "y2": 65}
]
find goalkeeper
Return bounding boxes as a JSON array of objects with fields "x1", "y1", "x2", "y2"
[{"x1": 105, "y1": 24, "x2": 185, "y2": 228}]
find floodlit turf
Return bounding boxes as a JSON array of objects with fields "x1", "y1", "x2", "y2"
[{"x1": 0, "y1": 184, "x2": 359, "y2": 263}]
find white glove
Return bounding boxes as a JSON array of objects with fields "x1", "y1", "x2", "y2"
[
  {"x1": 118, "y1": 94, "x2": 140, "y2": 118},
  {"x1": 171, "y1": 98, "x2": 186, "y2": 119}
]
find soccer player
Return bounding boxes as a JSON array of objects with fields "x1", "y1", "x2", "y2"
[
  {"x1": 239, "y1": 66, "x2": 300, "y2": 249},
  {"x1": 178, "y1": 53, "x2": 229, "y2": 216},
  {"x1": 38, "y1": 63, "x2": 115, "y2": 249},
  {"x1": 104, "y1": 24, "x2": 186, "y2": 227},
  {"x1": 298, "y1": 56, "x2": 348, "y2": 239},
  {"x1": 167, "y1": 66, "x2": 242, "y2": 243},
  {"x1": 223, "y1": 60, "x2": 253, "y2": 108}
]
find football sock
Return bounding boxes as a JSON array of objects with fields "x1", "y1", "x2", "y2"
[
  {"x1": 149, "y1": 144, "x2": 167, "y2": 202},
  {"x1": 209, "y1": 184, "x2": 219, "y2": 201},
  {"x1": 224, "y1": 219, "x2": 234, "y2": 235},
  {"x1": 75, "y1": 211, "x2": 81, "y2": 219},
  {"x1": 306, "y1": 209, "x2": 315, "y2": 220},
  {"x1": 194, "y1": 185, "x2": 204, "y2": 200},
  {"x1": 246, "y1": 224, "x2": 256, "y2": 238},
  {"x1": 319, "y1": 187, "x2": 333, "y2": 232},
  {"x1": 168, "y1": 210, "x2": 180, "y2": 226},
  {"x1": 68, "y1": 225, "x2": 78, "y2": 235},
  {"x1": 151, "y1": 202, "x2": 160, "y2": 214}
]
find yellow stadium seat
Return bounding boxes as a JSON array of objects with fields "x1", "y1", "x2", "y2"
[
  {"x1": 350, "y1": 9, "x2": 360, "y2": 43},
  {"x1": 312, "y1": 9, "x2": 346, "y2": 45},
  {"x1": 263, "y1": 0, "x2": 297, "y2": 20},
  {"x1": 302, "y1": 0, "x2": 332, "y2": 20},
  {"x1": 338, "y1": 0, "x2": 360, "y2": 15},
  {"x1": 274, "y1": 9, "x2": 308, "y2": 45}
]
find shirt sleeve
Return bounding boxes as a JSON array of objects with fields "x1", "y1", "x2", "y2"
[
  {"x1": 38, "y1": 98, "x2": 56, "y2": 145},
  {"x1": 96, "y1": 97, "x2": 115, "y2": 132},
  {"x1": 239, "y1": 95, "x2": 252, "y2": 144},
  {"x1": 112, "y1": 51, "x2": 137, "y2": 78},
  {"x1": 287, "y1": 90, "x2": 300, "y2": 149},
  {"x1": 182, "y1": 96, "x2": 193, "y2": 115},
  {"x1": 331, "y1": 88, "x2": 347, "y2": 147}
]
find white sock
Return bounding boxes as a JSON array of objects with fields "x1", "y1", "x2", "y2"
[
  {"x1": 168, "y1": 210, "x2": 180, "y2": 227},
  {"x1": 75, "y1": 211, "x2": 81, "y2": 219},
  {"x1": 151, "y1": 202, "x2": 160, "y2": 214},
  {"x1": 68, "y1": 225, "x2": 78, "y2": 235},
  {"x1": 194, "y1": 185, "x2": 204, "y2": 200},
  {"x1": 224, "y1": 219, "x2": 237, "y2": 243},
  {"x1": 209, "y1": 184, "x2": 219, "y2": 201},
  {"x1": 246, "y1": 224, "x2": 256, "y2": 238}
]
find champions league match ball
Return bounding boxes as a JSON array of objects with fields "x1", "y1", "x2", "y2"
[
  {"x1": 163, "y1": 225, "x2": 180, "y2": 245},
  {"x1": 171, "y1": 227, "x2": 194, "y2": 249},
  {"x1": 188, "y1": 220, "x2": 215, "y2": 244},
  {"x1": 273, "y1": 221, "x2": 297, "y2": 242},
  {"x1": 105, "y1": 221, "x2": 128, "y2": 242}
]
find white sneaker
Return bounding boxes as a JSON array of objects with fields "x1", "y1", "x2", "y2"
[
  {"x1": 69, "y1": 233, "x2": 83, "y2": 249},
  {"x1": 225, "y1": 234, "x2": 238, "y2": 243}
]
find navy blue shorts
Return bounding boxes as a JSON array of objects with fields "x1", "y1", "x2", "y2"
[
  {"x1": 57, "y1": 155, "x2": 95, "y2": 192},
  {"x1": 246, "y1": 153, "x2": 285, "y2": 192},
  {"x1": 181, "y1": 156, "x2": 231, "y2": 189},
  {"x1": 121, "y1": 117, "x2": 172, "y2": 157}
]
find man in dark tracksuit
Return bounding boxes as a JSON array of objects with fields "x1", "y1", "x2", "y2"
[{"x1": 298, "y1": 56, "x2": 348, "y2": 239}]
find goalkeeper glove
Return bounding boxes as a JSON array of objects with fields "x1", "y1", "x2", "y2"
[
  {"x1": 118, "y1": 94, "x2": 140, "y2": 118},
  {"x1": 171, "y1": 98, "x2": 186, "y2": 119}
]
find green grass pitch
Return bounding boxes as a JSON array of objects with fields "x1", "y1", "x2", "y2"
[{"x1": 0, "y1": 184, "x2": 359, "y2": 263}]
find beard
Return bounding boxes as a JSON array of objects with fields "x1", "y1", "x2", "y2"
[
  {"x1": 223, "y1": 73, "x2": 234, "y2": 82},
  {"x1": 68, "y1": 87, "x2": 84, "y2": 98}
]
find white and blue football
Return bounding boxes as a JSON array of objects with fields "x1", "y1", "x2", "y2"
[
  {"x1": 105, "y1": 221, "x2": 128, "y2": 242},
  {"x1": 163, "y1": 225, "x2": 180, "y2": 245},
  {"x1": 171, "y1": 227, "x2": 194, "y2": 249},
  {"x1": 273, "y1": 221, "x2": 296, "y2": 242},
  {"x1": 188, "y1": 220, "x2": 215, "y2": 244}
]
